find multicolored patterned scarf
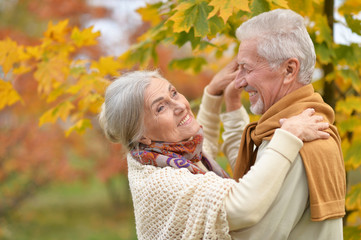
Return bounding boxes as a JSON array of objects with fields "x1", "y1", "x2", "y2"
[{"x1": 130, "y1": 128, "x2": 229, "y2": 178}]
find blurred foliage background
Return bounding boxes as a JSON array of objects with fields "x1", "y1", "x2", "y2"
[{"x1": 0, "y1": 0, "x2": 361, "y2": 239}]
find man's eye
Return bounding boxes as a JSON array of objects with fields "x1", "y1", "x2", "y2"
[{"x1": 172, "y1": 90, "x2": 178, "y2": 97}]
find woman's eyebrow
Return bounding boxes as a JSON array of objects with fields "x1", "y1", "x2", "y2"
[{"x1": 151, "y1": 84, "x2": 172, "y2": 108}]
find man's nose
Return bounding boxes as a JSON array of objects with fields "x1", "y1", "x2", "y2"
[{"x1": 234, "y1": 72, "x2": 247, "y2": 89}]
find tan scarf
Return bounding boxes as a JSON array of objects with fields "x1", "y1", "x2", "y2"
[{"x1": 233, "y1": 84, "x2": 346, "y2": 221}]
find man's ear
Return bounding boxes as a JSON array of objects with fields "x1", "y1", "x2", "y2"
[
  {"x1": 283, "y1": 58, "x2": 300, "y2": 84},
  {"x1": 139, "y1": 136, "x2": 152, "y2": 145}
]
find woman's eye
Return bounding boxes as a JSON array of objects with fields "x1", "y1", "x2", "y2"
[
  {"x1": 157, "y1": 106, "x2": 164, "y2": 113},
  {"x1": 171, "y1": 89, "x2": 177, "y2": 97}
]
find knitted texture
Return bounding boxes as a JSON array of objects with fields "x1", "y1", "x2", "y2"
[{"x1": 127, "y1": 155, "x2": 236, "y2": 240}]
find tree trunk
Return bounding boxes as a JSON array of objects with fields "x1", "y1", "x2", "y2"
[{"x1": 322, "y1": 0, "x2": 336, "y2": 109}]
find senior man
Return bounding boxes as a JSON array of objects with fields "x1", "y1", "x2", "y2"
[{"x1": 207, "y1": 9, "x2": 346, "y2": 239}]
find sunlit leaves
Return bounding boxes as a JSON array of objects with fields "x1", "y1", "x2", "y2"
[
  {"x1": 343, "y1": 139, "x2": 361, "y2": 170},
  {"x1": 137, "y1": 2, "x2": 163, "y2": 26},
  {"x1": 315, "y1": 42, "x2": 333, "y2": 64},
  {"x1": 338, "y1": 0, "x2": 361, "y2": 15},
  {"x1": 65, "y1": 119, "x2": 92, "y2": 137},
  {"x1": 250, "y1": 0, "x2": 270, "y2": 17},
  {"x1": 169, "y1": 57, "x2": 207, "y2": 73},
  {"x1": 336, "y1": 96, "x2": 361, "y2": 115},
  {"x1": 0, "y1": 79, "x2": 22, "y2": 110},
  {"x1": 0, "y1": 38, "x2": 19, "y2": 75},
  {"x1": 39, "y1": 101, "x2": 75, "y2": 126},
  {"x1": 270, "y1": 0, "x2": 289, "y2": 9},
  {"x1": 345, "y1": 15, "x2": 361, "y2": 36},
  {"x1": 34, "y1": 56, "x2": 69, "y2": 94},
  {"x1": 43, "y1": 19, "x2": 70, "y2": 43},
  {"x1": 90, "y1": 56, "x2": 122, "y2": 77},
  {"x1": 71, "y1": 26, "x2": 100, "y2": 47},
  {"x1": 208, "y1": 0, "x2": 250, "y2": 23},
  {"x1": 346, "y1": 183, "x2": 361, "y2": 211},
  {"x1": 314, "y1": 14, "x2": 333, "y2": 47},
  {"x1": 344, "y1": 226, "x2": 361, "y2": 240},
  {"x1": 168, "y1": 0, "x2": 212, "y2": 37}
]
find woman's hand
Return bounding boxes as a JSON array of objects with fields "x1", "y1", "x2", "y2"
[
  {"x1": 207, "y1": 58, "x2": 239, "y2": 96},
  {"x1": 279, "y1": 108, "x2": 330, "y2": 141},
  {"x1": 224, "y1": 80, "x2": 243, "y2": 112}
]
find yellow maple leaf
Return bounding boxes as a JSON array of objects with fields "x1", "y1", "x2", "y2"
[
  {"x1": 43, "y1": 19, "x2": 70, "y2": 43},
  {"x1": 78, "y1": 93, "x2": 103, "y2": 114},
  {"x1": 25, "y1": 45, "x2": 42, "y2": 60},
  {"x1": 0, "y1": 79, "x2": 22, "y2": 110},
  {"x1": 39, "y1": 101, "x2": 75, "y2": 126},
  {"x1": 137, "y1": 4, "x2": 162, "y2": 26},
  {"x1": 208, "y1": 0, "x2": 250, "y2": 23},
  {"x1": 65, "y1": 118, "x2": 92, "y2": 137},
  {"x1": 270, "y1": 0, "x2": 289, "y2": 9},
  {"x1": 0, "y1": 38, "x2": 19, "y2": 75},
  {"x1": 71, "y1": 26, "x2": 100, "y2": 47},
  {"x1": 167, "y1": 2, "x2": 195, "y2": 33},
  {"x1": 34, "y1": 56, "x2": 69, "y2": 94},
  {"x1": 91, "y1": 56, "x2": 122, "y2": 77}
]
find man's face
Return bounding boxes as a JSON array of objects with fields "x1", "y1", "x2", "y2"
[{"x1": 234, "y1": 40, "x2": 285, "y2": 115}]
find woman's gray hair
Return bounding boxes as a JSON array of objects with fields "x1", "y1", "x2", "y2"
[
  {"x1": 99, "y1": 70, "x2": 163, "y2": 151},
  {"x1": 236, "y1": 9, "x2": 316, "y2": 85}
]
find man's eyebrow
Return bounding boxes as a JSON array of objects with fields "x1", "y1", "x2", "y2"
[{"x1": 150, "y1": 84, "x2": 172, "y2": 108}]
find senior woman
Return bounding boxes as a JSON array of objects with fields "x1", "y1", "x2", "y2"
[{"x1": 99, "y1": 70, "x2": 329, "y2": 240}]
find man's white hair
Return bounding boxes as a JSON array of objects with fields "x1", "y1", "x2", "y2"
[{"x1": 236, "y1": 9, "x2": 316, "y2": 84}]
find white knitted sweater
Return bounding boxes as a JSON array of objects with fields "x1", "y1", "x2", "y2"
[{"x1": 128, "y1": 157, "x2": 235, "y2": 239}]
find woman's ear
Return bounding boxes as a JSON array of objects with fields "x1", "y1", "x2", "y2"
[
  {"x1": 283, "y1": 58, "x2": 300, "y2": 84},
  {"x1": 139, "y1": 136, "x2": 152, "y2": 145}
]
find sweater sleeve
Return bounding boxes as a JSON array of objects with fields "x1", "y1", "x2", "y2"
[
  {"x1": 221, "y1": 107, "x2": 250, "y2": 170},
  {"x1": 196, "y1": 86, "x2": 223, "y2": 159},
  {"x1": 225, "y1": 129, "x2": 303, "y2": 230}
]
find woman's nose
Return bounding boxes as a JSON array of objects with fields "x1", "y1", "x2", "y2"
[{"x1": 173, "y1": 101, "x2": 186, "y2": 115}]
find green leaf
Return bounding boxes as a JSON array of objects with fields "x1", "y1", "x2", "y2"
[
  {"x1": 194, "y1": 1, "x2": 212, "y2": 37},
  {"x1": 336, "y1": 95, "x2": 361, "y2": 115},
  {"x1": 344, "y1": 140, "x2": 361, "y2": 170},
  {"x1": 173, "y1": 28, "x2": 201, "y2": 49},
  {"x1": 315, "y1": 42, "x2": 333, "y2": 64},
  {"x1": 314, "y1": 14, "x2": 333, "y2": 47},
  {"x1": 345, "y1": 14, "x2": 361, "y2": 36},
  {"x1": 208, "y1": 15, "x2": 225, "y2": 38},
  {"x1": 168, "y1": 1, "x2": 212, "y2": 37},
  {"x1": 343, "y1": 226, "x2": 361, "y2": 240},
  {"x1": 334, "y1": 44, "x2": 361, "y2": 67},
  {"x1": 338, "y1": 116, "x2": 361, "y2": 135},
  {"x1": 250, "y1": 0, "x2": 270, "y2": 17},
  {"x1": 346, "y1": 183, "x2": 361, "y2": 210},
  {"x1": 339, "y1": 69, "x2": 360, "y2": 93},
  {"x1": 169, "y1": 57, "x2": 207, "y2": 73}
]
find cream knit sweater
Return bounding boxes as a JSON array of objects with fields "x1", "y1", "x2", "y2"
[{"x1": 127, "y1": 87, "x2": 303, "y2": 239}]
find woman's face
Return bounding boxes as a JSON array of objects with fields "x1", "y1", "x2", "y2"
[{"x1": 140, "y1": 77, "x2": 200, "y2": 144}]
